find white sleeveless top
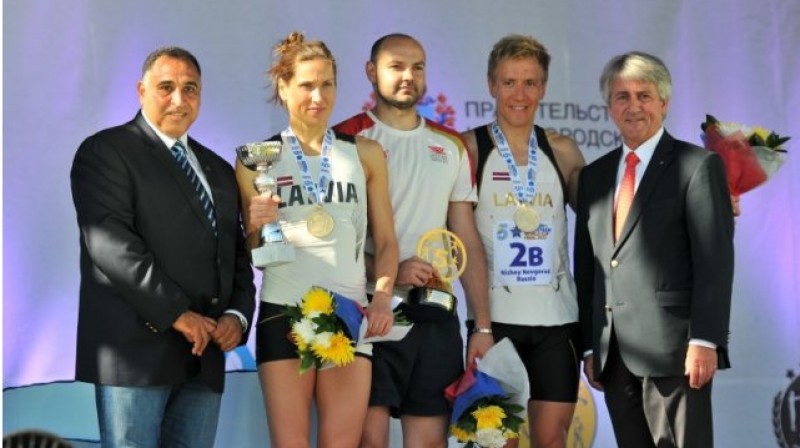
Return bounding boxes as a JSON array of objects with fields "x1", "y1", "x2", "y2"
[
  {"x1": 474, "y1": 138, "x2": 578, "y2": 326},
  {"x1": 259, "y1": 132, "x2": 368, "y2": 307}
]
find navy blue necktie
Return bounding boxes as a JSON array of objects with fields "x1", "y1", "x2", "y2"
[{"x1": 171, "y1": 141, "x2": 217, "y2": 235}]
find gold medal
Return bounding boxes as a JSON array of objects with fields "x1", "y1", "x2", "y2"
[
  {"x1": 307, "y1": 205, "x2": 335, "y2": 238},
  {"x1": 513, "y1": 205, "x2": 540, "y2": 232}
]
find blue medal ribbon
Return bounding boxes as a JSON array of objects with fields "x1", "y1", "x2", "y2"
[
  {"x1": 283, "y1": 127, "x2": 335, "y2": 205},
  {"x1": 490, "y1": 121, "x2": 538, "y2": 205}
]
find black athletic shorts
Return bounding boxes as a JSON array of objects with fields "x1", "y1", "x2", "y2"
[
  {"x1": 467, "y1": 321, "x2": 580, "y2": 403},
  {"x1": 369, "y1": 302, "x2": 464, "y2": 417}
]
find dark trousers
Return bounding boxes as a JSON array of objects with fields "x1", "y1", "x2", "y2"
[{"x1": 601, "y1": 332, "x2": 714, "y2": 448}]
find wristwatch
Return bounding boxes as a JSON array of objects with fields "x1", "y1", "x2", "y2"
[{"x1": 473, "y1": 327, "x2": 493, "y2": 334}]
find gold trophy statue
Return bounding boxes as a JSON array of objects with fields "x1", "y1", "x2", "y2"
[
  {"x1": 236, "y1": 141, "x2": 296, "y2": 268},
  {"x1": 408, "y1": 229, "x2": 467, "y2": 312}
]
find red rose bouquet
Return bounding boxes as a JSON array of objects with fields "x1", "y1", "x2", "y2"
[{"x1": 700, "y1": 114, "x2": 789, "y2": 196}]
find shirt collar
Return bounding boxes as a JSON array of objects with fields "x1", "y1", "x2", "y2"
[
  {"x1": 621, "y1": 127, "x2": 664, "y2": 168},
  {"x1": 141, "y1": 110, "x2": 188, "y2": 150}
]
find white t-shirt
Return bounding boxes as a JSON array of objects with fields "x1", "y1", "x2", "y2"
[{"x1": 335, "y1": 111, "x2": 476, "y2": 266}]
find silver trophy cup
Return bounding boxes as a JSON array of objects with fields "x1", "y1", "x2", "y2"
[{"x1": 235, "y1": 141, "x2": 296, "y2": 268}]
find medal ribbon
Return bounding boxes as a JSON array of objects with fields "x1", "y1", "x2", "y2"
[
  {"x1": 490, "y1": 121, "x2": 538, "y2": 205},
  {"x1": 283, "y1": 127, "x2": 334, "y2": 205}
]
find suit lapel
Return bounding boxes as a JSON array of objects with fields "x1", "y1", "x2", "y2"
[
  {"x1": 133, "y1": 113, "x2": 216, "y2": 237},
  {"x1": 614, "y1": 132, "x2": 676, "y2": 250}
]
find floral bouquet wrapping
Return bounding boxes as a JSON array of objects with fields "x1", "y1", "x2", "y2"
[
  {"x1": 284, "y1": 287, "x2": 412, "y2": 374},
  {"x1": 700, "y1": 114, "x2": 789, "y2": 196},
  {"x1": 445, "y1": 338, "x2": 529, "y2": 448}
]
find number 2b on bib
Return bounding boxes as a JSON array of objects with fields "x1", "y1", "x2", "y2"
[{"x1": 492, "y1": 221, "x2": 554, "y2": 287}]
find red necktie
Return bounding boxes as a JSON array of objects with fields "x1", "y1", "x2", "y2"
[{"x1": 614, "y1": 151, "x2": 639, "y2": 242}]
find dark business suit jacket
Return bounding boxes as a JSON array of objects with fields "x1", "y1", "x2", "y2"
[
  {"x1": 575, "y1": 131, "x2": 734, "y2": 378},
  {"x1": 71, "y1": 112, "x2": 255, "y2": 393}
]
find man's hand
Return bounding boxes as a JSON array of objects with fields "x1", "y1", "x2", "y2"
[
  {"x1": 172, "y1": 311, "x2": 217, "y2": 356},
  {"x1": 685, "y1": 345, "x2": 718, "y2": 389},
  {"x1": 466, "y1": 332, "x2": 494, "y2": 366},
  {"x1": 248, "y1": 194, "x2": 281, "y2": 228},
  {"x1": 365, "y1": 292, "x2": 394, "y2": 338},
  {"x1": 396, "y1": 256, "x2": 435, "y2": 287},
  {"x1": 583, "y1": 355, "x2": 603, "y2": 390},
  {"x1": 212, "y1": 314, "x2": 244, "y2": 352}
]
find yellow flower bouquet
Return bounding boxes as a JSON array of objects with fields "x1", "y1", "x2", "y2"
[
  {"x1": 284, "y1": 287, "x2": 364, "y2": 373},
  {"x1": 449, "y1": 394, "x2": 525, "y2": 447},
  {"x1": 284, "y1": 286, "x2": 411, "y2": 374},
  {"x1": 446, "y1": 338, "x2": 529, "y2": 447}
]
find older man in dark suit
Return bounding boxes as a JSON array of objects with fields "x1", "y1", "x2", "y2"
[
  {"x1": 575, "y1": 51, "x2": 734, "y2": 448},
  {"x1": 71, "y1": 47, "x2": 255, "y2": 448}
]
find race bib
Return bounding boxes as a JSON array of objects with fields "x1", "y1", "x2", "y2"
[{"x1": 492, "y1": 220, "x2": 554, "y2": 287}]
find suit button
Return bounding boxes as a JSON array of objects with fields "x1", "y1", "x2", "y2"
[
  {"x1": 211, "y1": 297, "x2": 220, "y2": 305},
  {"x1": 605, "y1": 305, "x2": 612, "y2": 312},
  {"x1": 610, "y1": 259, "x2": 619, "y2": 268}
]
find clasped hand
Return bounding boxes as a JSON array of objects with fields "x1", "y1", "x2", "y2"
[{"x1": 172, "y1": 311, "x2": 243, "y2": 356}]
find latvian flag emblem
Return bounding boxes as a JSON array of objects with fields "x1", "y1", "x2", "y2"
[
  {"x1": 492, "y1": 171, "x2": 510, "y2": 181},
  {"x1": 277, "y1": 175, "x2": 294, "y2": 187}
]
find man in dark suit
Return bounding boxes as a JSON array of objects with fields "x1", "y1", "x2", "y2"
[
  {"x1": 575, "y1": 51, "x2": 734, "y2": 448},
  {"x1": 71, "y1": 47, "x2": 255, "y2": 448}
]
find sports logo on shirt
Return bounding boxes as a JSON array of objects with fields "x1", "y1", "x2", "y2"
[
  {"x1": 429, "y1": 145, "x2": 446, "y2": 155},
  {"x1": 429, "y1": 145, "x2": 448, "y2": 163}
]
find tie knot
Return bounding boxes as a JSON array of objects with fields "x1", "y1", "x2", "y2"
[
  {"x1": 625, "y1": 151, "x2": 639, "y2": 165},
  {"x1": 172, "y1": 140, "x2": 187, "y2": 155}
]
